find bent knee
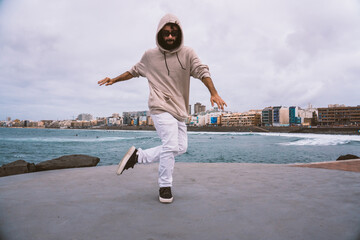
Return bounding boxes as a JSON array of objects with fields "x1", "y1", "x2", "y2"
[
  {"x1": 178, "y1": 143, "x2": 188, "y2": 155},
  {"x1": 162, "y1": 144, "x2": 179, "y2": 153}
]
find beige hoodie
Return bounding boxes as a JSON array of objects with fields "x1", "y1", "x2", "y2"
[{"x1": 129, "y1": 14, "x2": 211, "y2": 121}]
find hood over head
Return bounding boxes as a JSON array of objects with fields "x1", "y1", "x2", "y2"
[{"x1": 156, "y1": 14, "x2": 184, "y2": 53}]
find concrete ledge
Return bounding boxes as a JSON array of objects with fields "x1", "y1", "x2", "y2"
[
  {"x1": 291, "y1": 159, "x2": 360, "y2": 172},
  {"x1": 1, "y1": 163, "x2": 360, "y2": 240}
]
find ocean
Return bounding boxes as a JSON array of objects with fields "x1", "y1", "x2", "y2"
[{"x1": 1, "y1": 128, "x2": 360, "y2": 166}]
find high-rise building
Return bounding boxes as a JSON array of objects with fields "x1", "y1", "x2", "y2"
[
  {"x1": 194, "y1": 102, "x2": 206, "y2": 114},
  {"x1": 77, "y1": 113, "x2": 93, "y2": 121},
  {"x1": 194, "y1": 102, "x2": 201, "y2": 114},
  {"x1": 261, "y1": 107, "x2": 273, "y2": 126}
]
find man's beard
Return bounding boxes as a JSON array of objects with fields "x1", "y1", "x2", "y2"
[
  {"x1": 163, "y1": 40, "x2": 175, "y2": 50},
  {"x1": 158, "y1": 34, "x2": 181, "y2": 51}
]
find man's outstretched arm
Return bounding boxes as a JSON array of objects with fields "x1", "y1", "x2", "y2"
[
  {"x1": 201, "y1": 77, "x2": 227, "y2": 110},
  {"x1": 98, "y1": 71, "x2": 134, "y2": 86}
]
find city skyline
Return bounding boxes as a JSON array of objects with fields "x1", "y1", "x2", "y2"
[
  {"x1": 3, "y1": 104, "x2": 360, "y2": 129},
  {"x1": 2, "y1": 102, "x2": 355, "y2": 122},
  {"x1": 1, "y1": 0, "x2": 360, "y2": 121}
]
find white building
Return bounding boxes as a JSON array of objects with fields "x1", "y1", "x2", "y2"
[{"x1": 273, "y1": 106, "x2": 289, "y2": 126}]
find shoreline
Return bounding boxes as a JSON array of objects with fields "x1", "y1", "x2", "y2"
[
  {"x1": 2, "y1": 125, "x2": 360, "y2": 135},
  {"x1": 82, "y1": 125, "x2": 360, "y2": 135}
]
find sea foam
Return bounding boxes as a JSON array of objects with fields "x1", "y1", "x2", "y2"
[{"x1": 275, "y1": 133, "x2": 360, "y2": 146}]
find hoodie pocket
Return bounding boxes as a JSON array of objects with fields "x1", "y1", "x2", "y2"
[
  {"x1": 148, "y1": 86, "x2": 169, "y2": 108},
  {"x1": 148, "y1": 86, "x2": 184, "y2": 116}
]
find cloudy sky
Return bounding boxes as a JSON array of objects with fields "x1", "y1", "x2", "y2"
[{"x1": 1, "y1": 0, "x2": 359, "y2": 121}]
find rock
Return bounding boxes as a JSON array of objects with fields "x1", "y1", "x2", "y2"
[
  {"x1": 0, "y1": 167, "x2": 6, "y2": 177},
  {"x1": 336, "y1": 154, "x2": 360, "y2": 161},
  {"x1": 35, "y1": 154, "x2": 100, "y2": 171},
  {"x1": 0, "y1": 155, "x2": 100, "y2": 177},
  {"x1": 28, "y1": 163, "x2": 37, "y2": 172},
  {"x1": 0, "y1": 160, "x2": 36, "y2": 177}
]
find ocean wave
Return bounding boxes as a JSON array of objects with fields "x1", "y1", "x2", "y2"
[
  {"x1": 277, "y1": 133, "x2": 360, "y2": 146},
  {"x1": 188, "y1": 131, "x2": 360, "y2": 146},
  {"x1": 280, "y1": 138, "x2": 352, "y2": 146},
  {"x1": 134, "y1": 136, "x2": 158, "y2": 140},
  {"x1": 188, "y1": 131, "x2": 258, "y2": 136}
]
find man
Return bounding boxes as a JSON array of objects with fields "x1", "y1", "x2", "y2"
[{"x1": 98, "y1": 14, "x2": 226, "y2": 203}]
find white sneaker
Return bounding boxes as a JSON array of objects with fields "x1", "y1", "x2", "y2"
[{"x1": 116, "y1": 146, "x2": 138, "y2": 175}]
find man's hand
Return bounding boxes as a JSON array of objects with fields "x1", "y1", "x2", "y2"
[
  {"x1": 211, "y1": 94, "x2": 227, "y2": 111},
  {"x1": 98, "y1": 77, "x2": 116, "y2": 86},
  {"x1": 98, "y1": 72, "x2": 133, "y2": 86},
  {"x1": 201, "y1": 77, "x2": 227, "y2": 111}
]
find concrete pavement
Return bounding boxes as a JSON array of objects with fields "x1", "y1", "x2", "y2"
[{"x1": 1, "y1": 163, "x2": 360, "y2": 240}]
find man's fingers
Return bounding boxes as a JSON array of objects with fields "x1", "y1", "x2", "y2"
[
  {"x1": 218, "y1": 102, "x2": 224, "y2": 110},
  {"x1": 98, "y1": 77, "x2": 111, "y2": 86},
  {"x1": 211, "y1": 95, "x2": 227, "y2": 110},
  {"x1": 214, "y1": 100, "x2": 223, "y2": 110},
  {"x1": 98, "y1": 78, "x2": 106, "y2": 85}
]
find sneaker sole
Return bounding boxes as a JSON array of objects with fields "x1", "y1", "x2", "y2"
[
  {"x1": 116, "y1": 146, "x2": 136, "y2": 175},
  {"x1": 159, "y1": 196, "x2": 173, "y2": 203}
]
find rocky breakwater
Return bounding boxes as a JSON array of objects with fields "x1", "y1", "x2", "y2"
[{"x1": 0, "y1": 155, "x2": 100, "y2": 177}]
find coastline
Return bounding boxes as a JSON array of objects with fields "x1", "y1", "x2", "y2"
[
  {"x1": 88, "y1": 125, "x2": 360, "y2": 135},
  {"x1": 2, "y1": 127, "x2": 360, "y2": 168},
  {"x1": 2, "y1": 125, "x2": 360, "y2": 135}
]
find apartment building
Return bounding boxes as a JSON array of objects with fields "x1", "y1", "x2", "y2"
[
  {"x1": 71, "y1": 121, "x2": 91, "y2": 128},
  {"x1": 107, "y1": 117, "x2": 123, "y2": 126},
  {"x1": 138, "y1": 116, "x2": 147, "y2": 126},
  {"x1": 239, "y1": 111, "x2": 261, "y2": 126},
  {"x1": 77, "y1": 113, "x2": 93, "y2": 121},
  {"x1": 289, "y1": 106, "x2": 301, "y2": 125},
  {"x1": 189, "y1": 115, "x2": 206, "y2": 126},
  {"x1": 147, "y1": 116, "x2": 154, "y2": 126},
  {"x1": 194, "y1": 102, "x2": 206, "y2": 114},
  {"x1": 123, "y1": 111, "x2": 149, "y2": 125},
  {"x1": 298, "y1": 108, "x2": 318, "y2": 126},
  {"x1": 261, "y1": 108, "x2": 273, "y2": 126},
  {"x1": 220, "y1": 113, "x2": 242, "y2": 126},
  {"x1": 188, "y1": 107, "x2": 224, "y2": 126},
  {"x1": 273, "y1": 106, "x2": 289, "y2": 126},
  {"x1": 318, "y1": 105, "x2": 360, "y2": 126}
]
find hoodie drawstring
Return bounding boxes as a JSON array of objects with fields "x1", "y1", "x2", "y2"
[
  {"x1": 163, "y1": 52, "x2": 170, "y2": 76},
  {"x1": 163, "y1": 52, "x2": 186, "y2": 76},
  {"x1": 176, "y1": 52, "x2": 186, "y2": 70}
]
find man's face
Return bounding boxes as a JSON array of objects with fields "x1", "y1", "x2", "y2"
[{"x1": 161, "y1": 24, "x2": 179, "y2": 47}]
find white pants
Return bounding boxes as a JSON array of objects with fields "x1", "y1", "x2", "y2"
[{"x1": 137, "y1": 112, "x2": 188, "y2": 187}]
